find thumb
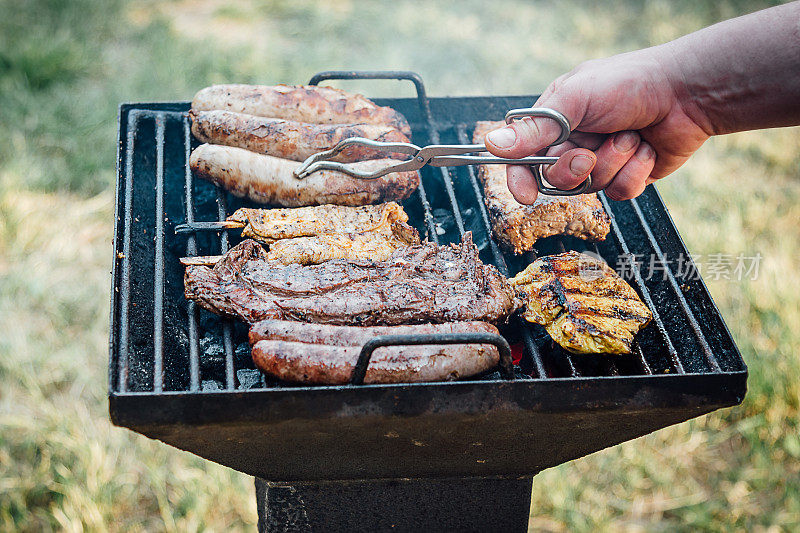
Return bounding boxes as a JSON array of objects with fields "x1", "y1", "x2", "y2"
[{"x1": 484, "y1": 80, "x2": 584, "y2": 158}]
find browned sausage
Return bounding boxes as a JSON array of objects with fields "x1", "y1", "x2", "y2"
[
  {"x1": 249, "y1": 319, "x2": 500, "y2": 345},
  {"x1": 189, "y1": 143, "x2": 419, "y2": 207},
  {"x1": 250, "y1": 320, "x2": 501, "y2": 384},
  {"x1": 191, "y1": 84, "x2": 411, "y2": 136},
  {"x1": 190, "y1": 110, "x2": 410, "y2": 162}
]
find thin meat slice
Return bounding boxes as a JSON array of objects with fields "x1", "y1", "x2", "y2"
[
  {"x1": 184, "y1": 233, "x2": 520, "y2": 325},
  {"x1": 264, "y1": 232, "x2": 416, "y2": 265},
  {"x1": 190, "y1": 110, "x2": 410, "y2": 162},
  {"x1": 249, "y1": 320, "x2": 501, "y2": 384},
  {"x1": 189, "y1": 143, "x2": 419, "y2": 207},
  {"x1": 226, "y1": 202, "x2": 417, "y2": 244},
  {"x1": 191, "y1": 84, "x2": 411, "y2": 136},
  {"x1": 473, "y1": 121, "x2": 610, "y2": 253}
]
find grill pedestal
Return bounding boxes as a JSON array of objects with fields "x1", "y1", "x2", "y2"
[{"x1": 256, "y1": 476, "x2": 533, "y2": 532}]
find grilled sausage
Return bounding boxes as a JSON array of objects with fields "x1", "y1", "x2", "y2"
[
  {"x1": 189, "y1": 143, "x2": 420, "y2": 207},
  {"x1": 190, "y1": 110, "x2": 411, "y2": 162},
  {"x1": 249, "y1": 321, "x2": 501, "y2": 384},
  {"x1": 264, "y1": 232, "x2": 416, "y2": 265},
  {"x1": 192, "y1": 84, "x2": 412, "y2": 136},
  {"x1": 249, "y1": 319, "x2": 500, "y2": 345},
  {"x1": 252, "y1": 341, "x2": 500, "y2": 384}
]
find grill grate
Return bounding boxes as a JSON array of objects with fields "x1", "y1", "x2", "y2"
[{"x1": 110, "y1": 72, "x2": 743, "y2": 394}]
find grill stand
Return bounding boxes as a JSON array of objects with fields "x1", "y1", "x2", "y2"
[{"x1": 256, "y1": 476, "x2": 533, "y2": 532}]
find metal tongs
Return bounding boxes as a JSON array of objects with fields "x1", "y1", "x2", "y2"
[{"x1": 294, "y1": 107, "x2": 592, "y2": 196}]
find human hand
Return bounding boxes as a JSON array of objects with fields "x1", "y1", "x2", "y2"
[{"x1": 484, "y1": 48, "x2": 712, "y2": 203}]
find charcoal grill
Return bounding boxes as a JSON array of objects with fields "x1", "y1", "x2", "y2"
[{"x1": 109, "y1": 71, "x2": 747, "y2": 531}]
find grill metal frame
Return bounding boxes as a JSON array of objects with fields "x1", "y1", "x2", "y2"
[{"x1": 109, "y1": 71, "x2": 747, "y2": 481}]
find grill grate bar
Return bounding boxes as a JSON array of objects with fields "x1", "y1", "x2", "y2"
[
  {"x1": 455, "y1": 124, "x2": 547, "y2": 378},
  {"x1": 628, "y1": 198, "x2": 721, "y2": 372},
  {"x1": 599, "y1": 193, "x2": 684, "y2": 374},
  {"x1": 117, "y1": 111, "x2": 140, "y2": 393},
  {"x1": 633, "y1": 342, "x2": 653, "y2": 374},
  {"x1": 215, "y1": 190, "x2": 237, "y2": 390},
  {"x1": 183, "y1": 117, "x2": 201, "y2": 391},
  {"x1": 423, "y1": 123, "x2": 465, "y2": 236},
  {"x1": 455, "y1": 124, "x2": 507, "y2": 268},
  {"x1": 153, "y1": 115, "x2": 166, "y2": 392}
]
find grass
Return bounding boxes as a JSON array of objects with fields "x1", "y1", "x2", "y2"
[{"x1": 0, "y1": 0, "x2": 797, "y2": 530}]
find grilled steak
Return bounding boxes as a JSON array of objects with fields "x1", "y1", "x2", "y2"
[
  {"x1": 191, "y1": 84, "x2": 412, "y2": 136},
  {"x1": 249, "y1": 320, "x2": 501, "y2": 384},
  {"x1": 473, "y1": 121, "x2": 611, "y2": 253},
  {"x1": 189, "y1": 143, "x2": 420, "y2": 207},
  {"x1": 190, "y1": 110, "x2": 410, "y2": 162},
  {"x1": 510, "y1": 251, "x2": 652, "y2": 354},
  {"x1": 226, "y1": 202, "x2": 417, "y2": 244},
  {"x1": 184, "y1": 233, "x2": 519, "y2": 325}
]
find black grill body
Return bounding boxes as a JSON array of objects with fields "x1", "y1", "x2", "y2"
[{"x1": 109, "y1": 73, "x2": 746, "y2": 483}]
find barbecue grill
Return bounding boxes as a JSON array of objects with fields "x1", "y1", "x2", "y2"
[{"x1": 109, "y1": 71, "x2": 747, "y2": 531}]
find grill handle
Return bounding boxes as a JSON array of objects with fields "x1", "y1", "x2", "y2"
[{"x1": 350, "y1": 332, "x2": 515, "y2": 386}]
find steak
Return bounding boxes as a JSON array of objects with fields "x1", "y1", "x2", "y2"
[
  {"x1": 184, "y1": 233, "x2": 520, "y2": 325},
  {"x1": 473, "y1": 121, "x2": 611, "y2": 253}
]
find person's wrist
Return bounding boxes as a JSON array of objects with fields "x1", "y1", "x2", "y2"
[{"x1": 652, "y1": 40, "x2": 719, "y2": 136}]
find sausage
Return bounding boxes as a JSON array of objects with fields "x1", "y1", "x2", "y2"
[
  {"x1": 191, "y1": 84, "x2": 412, "y2": 136},
  {"x1": 249, "y1": 319, "x2": 500, "y2": 345},
  {"x1": 189, "y1": 143, "x2": 419, "y2": 207},
  {"x1": 249, "y1": 321, "x2": 501, "y2": 384},
  {"x1": 190, "y1": 110, "x2": 410, "y2": 162}
]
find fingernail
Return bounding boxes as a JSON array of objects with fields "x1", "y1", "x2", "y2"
[
  {"x1": 486, "y1": 127, "x2": 517, "y2": 148},
  {"x1": 636, "y1": 143, "x2": 655, "y2": 161},
  {"x1": 613, "y1": 131, "x2": 638, "y2": 152},
  {"x1": 570, "y1": 154, "x2": 594, "y2": 175}
]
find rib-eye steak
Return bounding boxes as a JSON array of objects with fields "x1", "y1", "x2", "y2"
[{"x1": 184, "y1": 233, "x2": 519, "y2": 325}]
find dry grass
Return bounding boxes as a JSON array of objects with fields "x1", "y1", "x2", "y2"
[{"x1": 0, "y1": 0, "x2": 797, "y2": 531}]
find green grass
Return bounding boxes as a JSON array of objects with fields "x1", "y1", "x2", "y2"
[{"x1": 0, "y1": 0, "x2": 797, "y2": 530}]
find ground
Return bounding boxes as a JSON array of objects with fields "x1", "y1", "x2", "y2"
[{"x1": 0, "y1": 0, "x2": 798, "y2": 531}]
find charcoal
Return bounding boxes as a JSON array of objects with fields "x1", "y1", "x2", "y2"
[
  {"x1": 201, "y1": 379, "x2": 223, "y2": 391},
  {"x1": 199, "y1": 334, "x2": 224, "y2": 369},
  {"x1": 237, "y1": 369, "x2": 263, "y2": 390}
]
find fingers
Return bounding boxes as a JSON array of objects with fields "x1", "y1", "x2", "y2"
[
  {"x1": 585, "y1": 131, "x2": 641, "y2": 191},
  {"x1": 506, "y1": 165, "x2": 539, "y2": 204},
  {"x1": 506, "y1": 147, "x2": 596, "y2": 205},
  {"x1": 541, "y1": 147, "x2": 596, "y2": 190},
  {"x1": 605, "y1": 142, "x2": 657, "y2": 200}
]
